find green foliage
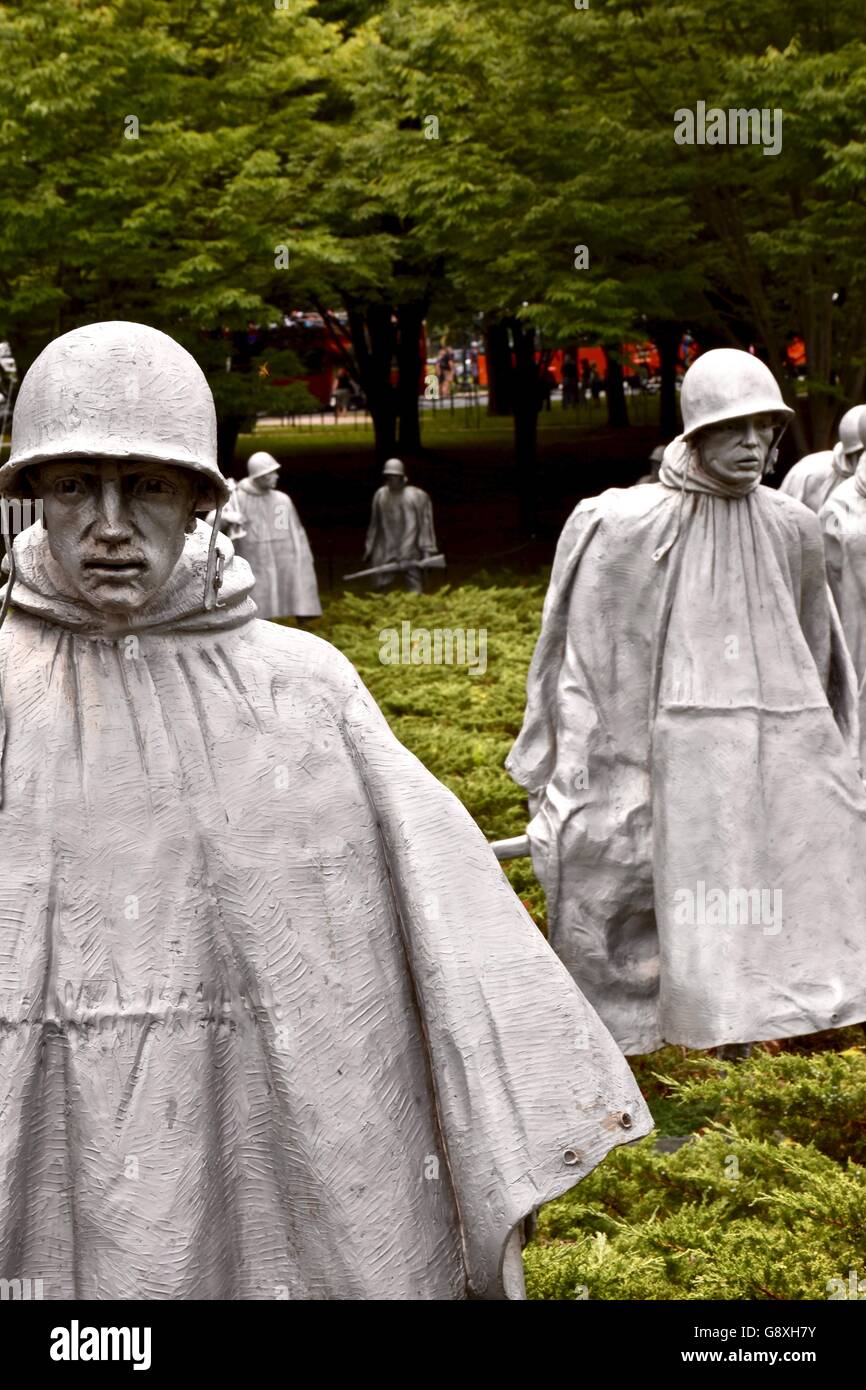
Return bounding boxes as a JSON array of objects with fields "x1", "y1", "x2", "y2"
[
  {"x1": 525, "y1": 1128, "x2": 866, "y2": 1301},
  {"x1": 526, "y1": 1047, "x2": 866, "y2": 1299},
  {"x1": 657, "y1": 1046, "x2": 866, "y2": 1165},
  {"x1": 0, "y1": 0, "x2": 336, "y2": 402},
  {"x1": 6, "y1": 0, "x2": 866, "y2": 455}
]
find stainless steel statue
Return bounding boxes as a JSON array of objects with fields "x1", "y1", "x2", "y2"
[
  {"x1": 779, "y1": 404, "x2": 866, "y2": 511},
  {"x1": 230, "y1": 450, "x2": 321, "y2": 621},
  {"x1": 508, "y1": 348, "x2": 866, "y2": 1056},
  {"x1": 0, "y1": 321, "x2": 650, "y2": 1301},
  {"x1": 363, "y1": 458, "x2": 438, "y2": 591},
  {"x1": 820, "y1": 447, "x2": 866, "y2": 768}
]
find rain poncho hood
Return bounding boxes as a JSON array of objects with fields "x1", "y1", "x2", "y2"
[
  {"x1": 0, "y1": 521, "x2": 649, "y2": 1299},
  {"x1": 508, "y1": 437, "x2": 866, "y2": 1054}
]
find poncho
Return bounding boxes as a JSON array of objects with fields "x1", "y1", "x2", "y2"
[
  {"x1": 365, "y1": 485, "x2": 437, "y2": 568},
  {"x1": 232, "y1": 479, "x2": 321, "y2": 619},
  {"x1": 820, "y1": 465, "x2": 866, "y2": 767},
  {"x1": 507, "y1": 439, "x2": 866, "y2": 1055},
  {"x1": 779, "y1": 449, "x2": 850, "y2": 512},
  {"x1": 0, "y1": 522, "x2": 650, "y2": 1300}
]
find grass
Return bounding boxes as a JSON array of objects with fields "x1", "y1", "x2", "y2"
[{"x1": 240, "y1": 397, "x2": 626, "y2": 456}]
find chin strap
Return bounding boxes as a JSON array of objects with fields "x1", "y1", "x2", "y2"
[
  {"x1": 0, "y1": 498, "x2": 17, "y2": 809},
  {"x1": 0, "y1": 499, "x2": 16, "y2": 633},
  {"x1": 765, "y1": 419, "x2": 789, "y2": 475},
  {"x1": 203, "y1": 505, "x2": 225, "y2": 611}
]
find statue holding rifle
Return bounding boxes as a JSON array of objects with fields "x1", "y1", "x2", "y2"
[{"x1": 362, "y1": 458, "x2": 439, "y2": 592}]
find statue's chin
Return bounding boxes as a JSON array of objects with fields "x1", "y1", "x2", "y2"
[{"x1": 76, "y1": 581, "x2": 155, "y2": 615}]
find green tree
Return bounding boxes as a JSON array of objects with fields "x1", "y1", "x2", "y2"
[{"x1": 0, "y1": 0, "x2": 332, "y2": 463}]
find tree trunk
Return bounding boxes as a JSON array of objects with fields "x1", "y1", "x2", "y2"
[
  {"x1": 651, "y1": 321, "x2": 680, "y2": 439},
  {"x1": 484, "y1": 319, "x2": 514, "y2": 415},
  {"x1": 395, "y1": 300, "x2": 424, "y2": 454},
  {"x1": 345, "y1": 301, "x2": 397, "y2": 463},
  {"x1": 603, "y1": 344, "x2": 629, "y2": 428},
  {"x1": 511, "y1": 318, "x2": 540, "y2": 534},
  {"x1": 216, "y1": 418, "x2": 242, "y2": 479}
]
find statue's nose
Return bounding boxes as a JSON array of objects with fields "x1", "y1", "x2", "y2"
[{"x1": 92, "y1": 480, "x2": 133, "y2": 540}]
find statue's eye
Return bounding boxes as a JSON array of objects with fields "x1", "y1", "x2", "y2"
[
  {"x1": 133, "y1": 476, "x2": 174, "y2": 496},
  {"x1": 55, "y1": 477, "x2": 86, "y2": 496}
]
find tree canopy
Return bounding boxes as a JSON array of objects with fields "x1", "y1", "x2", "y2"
[{"x1": 2, "y1": 0, "x2": 866, "y2": 463}]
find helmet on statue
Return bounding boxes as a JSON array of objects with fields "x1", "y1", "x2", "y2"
[
  {"x1": 247, "y1": 451, "x2": 281, "y2": 481},
  {"x1": 1, "y1": 321, "x2": 230, "y2": 506},
  {"x1": 836, "y1": 405, "x2": 866, "y2": 456},
  {"x1": 680, "y1": 349, "x2": 793, "y2": 440}
]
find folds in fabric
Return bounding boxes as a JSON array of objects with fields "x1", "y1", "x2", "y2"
[
  {"x1": 0, "y1": 528, "x2": 650, "y2": 1299},
  {"x1": 508, "y1": 479, "x2": 866, "y2": 1054},
  {"x1": 233, "y1": 482, "x2": 321, "y2": 619},
  {"x1": 821, "y1": 473, "x2": 866, "y2": 769}
]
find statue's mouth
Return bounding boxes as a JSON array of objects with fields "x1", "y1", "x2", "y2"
[{"x1": 83, "y1": 558, "x2": 146, "y2": 578}]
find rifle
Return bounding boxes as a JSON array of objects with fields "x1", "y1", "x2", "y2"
[
  {"x1": 489, "y1": 834, "x2": 530, "y2": 861},
  {"x1": 343, "y1": 553, "x2": 447, "y2": 581}
]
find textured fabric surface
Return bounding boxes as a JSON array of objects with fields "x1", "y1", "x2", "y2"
[
  {"x1": 779, "y1": 450, "x2": 847, "y2": 512},
  {"x1": 508, "y1": 457, "x2": 866, "y2": 1054},
  {"x1": 0, "y1": 524, "x2": 650, "y2": 1300},
  {"x1": 232, "y1": 480, "x2": 321, "y2": 619},
  {"x1": 821, "y1": 469, "x2": 866, "y2": 768}
]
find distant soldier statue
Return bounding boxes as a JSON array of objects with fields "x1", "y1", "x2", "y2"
[
  {"x1": 635, "y1": 443, "x2": 666, "y2": 486},
  {"x1": 363, "y1": 458, "x2": 438, "y2": 592},
  {"x1": 779, "y1": 404, "x2": 866, "y2": 512},
  {"x1": 231, "y1": 451, "x2": 321, "y2": 621}
]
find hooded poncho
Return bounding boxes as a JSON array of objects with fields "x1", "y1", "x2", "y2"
[
  {"x1": 820, "y1": 464, "x2": 866, "y2": 768},
  {"x1": 507, "y1": 439, "x2": 866, "y2": 1055},
  {"x1": 779, "y1": 449, "x2": 850, "y2": 512},
  {"x1": 232, "y1": 479, "x2": 321, "y2": 619},
  {"x1": 0, "y1": 522, "x2": 650, "y2": 1300}
]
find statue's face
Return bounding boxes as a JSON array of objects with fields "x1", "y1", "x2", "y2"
[
  {"x1": 253, "y1": 471, "x2": 279, "y2": 492},
  {"x1": 385, "y1": 475, "x2": 404, "y2": 493},
  {"x1": 696, "y1": 414, "x2": 775, "y2": 488},
  {"x1": 34, "y1": 459, "x2": 198, "y2": 614}
]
